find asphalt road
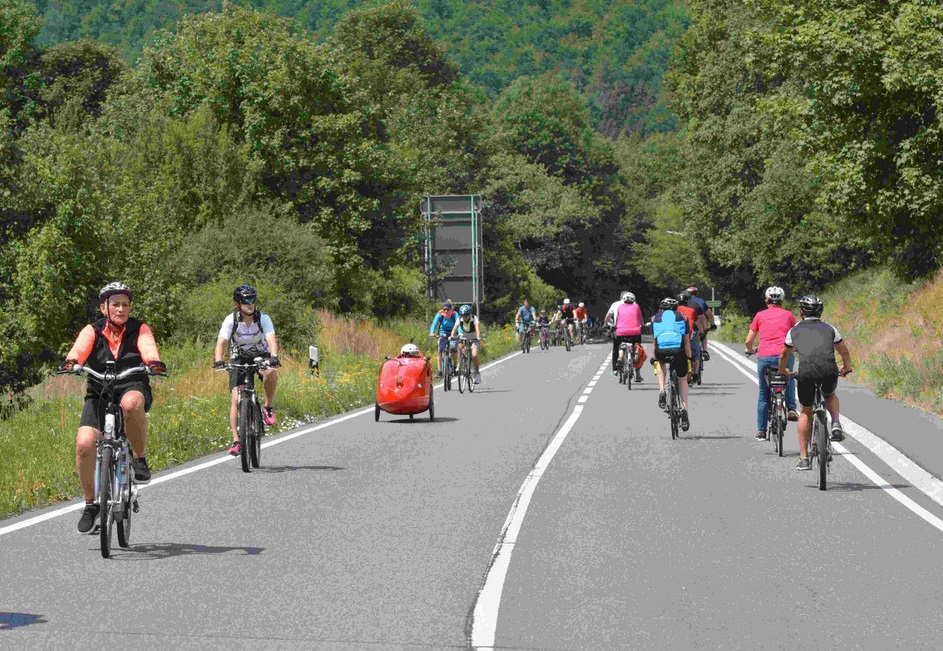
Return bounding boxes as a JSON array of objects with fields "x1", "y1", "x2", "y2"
[{"x1": 2, "y1": 342, "x2": 941, "y2": 650}]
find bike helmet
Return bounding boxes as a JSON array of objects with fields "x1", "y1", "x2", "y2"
[
  {"x1": 578, "y1": 302, "x2": 585, "y2": 308},
  {"x1": 233, "y1": 284, "x2": 257, "y2": 304},
  {"x1": 678, "y1": 289, "x2": 692, "y2": 304},
  {"x1": 687, "y1": 286, "x2": 699, "y2": 296},
  {"x1": 764, "y1": 286, "x2": 785, "y2": 304},
  {"x1": 400, "y1": 343, "x2": 420, "y2": 357},
  {"x1": 99, "y1": 281, "x2": 132, "y2": 303},
  {"x1": 540, "y1": 309, "x2": 547, "y2": 314},
  {"x1": 660, "y1": 297, "x2": 679, "y2": 311},
  {"x1": 563, "y1": 298, "x2": 570, "y2": 305},
  {"x1": 798, "y1": 294, "x2": 824, "y2": 317},
  {"x1": 459, "y1": 304, "x2": 472, "y2": 316},
  {"x1": 622, "y1": 291, "x2": 635, "y2": 303}
]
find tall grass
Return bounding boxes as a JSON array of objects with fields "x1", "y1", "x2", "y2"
[{"x1": 0, "y1": 313, "x2": 519, "y2": 519}]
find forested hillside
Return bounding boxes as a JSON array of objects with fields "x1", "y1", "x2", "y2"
[{"x1": 31, "y1": 0, "x2": 689, "y2": 136}]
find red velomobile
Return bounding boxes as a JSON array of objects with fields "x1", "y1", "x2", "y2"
[{"x1": 375, "y1": 350, "x2": 434, "y2": 422}]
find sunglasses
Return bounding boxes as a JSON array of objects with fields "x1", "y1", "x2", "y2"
[{"x1": 239, "y1": 298, "x2": 256, "y2": 305}]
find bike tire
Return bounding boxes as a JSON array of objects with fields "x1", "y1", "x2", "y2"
[
  {"x1": 565, "y1": 335, "x2": 571, "y2": 352},
  {"x1": 99, "y1": 446, "x2": 114, "y2": 558},
  {"x1": 239, "y1": 398, "x2": 251, "y2": 473},
  {"x1": 457, "y1": 356, "x2": 466, "y2": 394},
  {"x1": 776, "y1": 403, "x2": 786, "y2": 457},
  {"x1": 116, "y1": 453, "x2": 132, "y2": 548},
  {"x1": 429, "y1": 388, "x2": 435, "y2": 422},
  {"x1": 250, "y1": 405, "x2": 262, "y2": 469},
  {"x1": 375, "y1": 402, "x2": 381, "y2": 421},
  {"x1": 468, "y1": 366, "x2": 476, "y2": 393},
  {"x1": 626, "y1": 364, "x2": 632, "y2": 390},
  {"x1": 816, "y1": 413, "x2": 828, "y2": 490},
  {"x1": 667, "y1": 376, "x2": 678, "y2": 440}
]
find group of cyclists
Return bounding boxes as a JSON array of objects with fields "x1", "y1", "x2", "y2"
[
  {"x1": 60, "y1": 277, "x2": 852, "y2": 533},
  {"x1": 513, "y1": 298, "x2": 590, "y2": 347}
]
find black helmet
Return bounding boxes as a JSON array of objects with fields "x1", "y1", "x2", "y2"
[
  {"x1": 798, "y1": 294, "x2": 824, "y2": 318},
  {"x1": 233, "y1": 284, "x2": 257, "y2": 304},
  {"x1": 660, "y1": 297, "x2": 679, "y2": 311},
  {"x1": 99, "y1": 281, "x2": 132, "y2": 303}
]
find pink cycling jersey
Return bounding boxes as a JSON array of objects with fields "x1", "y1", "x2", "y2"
[
  {"x1": 615, "y1": 302, "x2": 643, "y2": 336},
  {"x1": 749, "y1": 305, "x2": 796, "y2": 357}
]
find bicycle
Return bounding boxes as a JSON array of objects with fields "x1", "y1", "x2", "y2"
[
  {"x1": 537, "y1": 324, "x2": 551, "y2": 350},
  {"x1": 659, "y1": 357, "x2": 684, "y2": 440},
  {"x1": 520, "y1": 323, "x2": 533, "y2": 354},
  {"x1": 563, "y1": 321, "x2": 573, "y2": 352},
  {"x1": 219, "y1": 357, "x2": 271, "y2": 473},
  {"x1": 577, "y1": 320, "x2": 586, "y2": 345},
  {"x1": 764, "y1": 368, "x2": 789, "y2": 457},
  {"x1": 792, "y1": 372, "x2": 838, "y2": 491},
  {"x1": 618, "y1": 341, "x2": 636, "y2": 390},
  {"x1": 455, "y1": 337, "x2": 479, "y2": 394},
  {"x1": 434, "y1": 334, "x2": 454, "y2": 391},
  {"x1": 58, "y1": 361, "x2": 165, "y2": 558}
]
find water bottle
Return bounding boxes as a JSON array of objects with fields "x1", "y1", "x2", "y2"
[{"x1": 116, "y1": 451, "x2": 127, "y2": 487}]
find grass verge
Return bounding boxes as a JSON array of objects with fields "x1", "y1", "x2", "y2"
[{"x1": 0, "y1": 314, "x2": 518, "y2": 520}]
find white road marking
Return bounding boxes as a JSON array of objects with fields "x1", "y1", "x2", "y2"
[
  {"x1": 470, "y1": 353, "x2": 608, "y2": 649},
  {"x1": 588, "y1": 381, "x2": 597, "y2": 387},
  {"x1": 583, "y1": 387, "x2": 593, "y2": 394},
  {"x1": 0, "y1": 351, "x2": 524, "y2": 538},
  {"x1": 578, "y1": 396, "x2": 588, "y2": 403},
  {"x1": 711, "y1": 341, "x2": 943, "y2": 532}
]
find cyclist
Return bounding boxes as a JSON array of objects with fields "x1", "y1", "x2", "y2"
[
  {"x1": 213, "y1": 285, "x2": 281, "y2": 456},
  {"x1": 560, "y1": 298, "x2": 577, "y2": 342},
  {"x1": 515, "y1": 299, "x2": 536, "y2": 342},
  {"x1": 429, "y1": 299, "x2": 458, "y2": 377},
  {"x1": 60, "y1": 282, "x2": 166, "y2": 533},
  {"x1": 535, "y1": 308, "x2": 551, "y2": 345},
  {"x1": 778, "y1": 295, "x2": 853, "y2": 470},
  {"x1": 687, "y1": 286, "x2": 715, "y2": 359},
  {"x1": 450, "y1": 304, "x2": 482, "y2": 383},
  {"x1": 652, "y1": 297, "x2": 692, "y2": 431},
  {"x1": 550, "y1": 305, "x2": 564, "y2": 344},
  {"x1": 744, "y1": 286, "x2": 799, "y2": 441},
  {"x1": 676, "y1": 290, "x2": 703, "y2": 383},
  {"x1": 574, "y1": 302, "x2": 589, "y2": 341},
  {"x1": 604, "y1": 291, "x2": 644, "y2": 381}
]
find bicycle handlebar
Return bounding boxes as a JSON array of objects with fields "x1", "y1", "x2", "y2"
[
  {"x1": 59, "y1": 364, "x2": 159, "y2": 381},
  {"x1": 218, "y1": 358, "x2": 273, "y2": 372}
]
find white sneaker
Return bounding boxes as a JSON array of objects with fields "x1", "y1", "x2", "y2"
[{"x1": 474, "y1": 373, "x2": 481, "y2": 384}]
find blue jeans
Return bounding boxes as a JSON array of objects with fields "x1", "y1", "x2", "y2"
[{"x1": 757, "y1": 355, "x2": 796, "y2": 432}]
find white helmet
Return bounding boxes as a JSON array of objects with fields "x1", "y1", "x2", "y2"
[
  {"x1": 563, "y1": 298, "x2": 570, "y2": 304},
  {"x1": 400, "y1": 343, "x2": 420, "y2": 357},
  {"x1": 622, "y1": 292, "x2": 635, "y2": 303},
  {"x1": 764, "y1": 286, "x2": 785, "y2": 303},
  {"x1": 578, "y1": 302, "x2": 585, "y2": 307}
]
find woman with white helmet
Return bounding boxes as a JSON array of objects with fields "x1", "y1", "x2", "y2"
[
  {"x1": 744, "y1": 286, "x2": 799, "y2": 441},
  {"x1": 604, "y1": 291, "x2": 645, "y2": 380}
]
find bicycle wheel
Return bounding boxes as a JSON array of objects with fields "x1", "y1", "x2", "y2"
[
  {"x1": 467, "y1": 364, "x2": 476, "y2": 393},
  {"x1": 375, "y1": 402, "x2": 381, "y2": 421},
  {"x1": 816, "y1": 413, "x2": 828, "y2": 490},
  {"x1": 250, "y1": 404, "x2": 262, "y2": 469},
  {"x1": 775, "y1": 402, "x2": 786, "y2": 457},
  {"x1": 99, "y1": 446, "x2": 114, "y2": 558},
  {"x1": 116, "y1": 452, "x2": 132, "y2": 548},
  {"x1": 667, "y1": 375, "x2": 678, "y2": 439},
  {"x1": 626, "y1": 353, "x2": 633, "y2": 391},
  {"x1": 457, "y1": 354, "x2": 467, "y2": 394},
  {"x1": 428, "y1": 387, "x2": 435, "y2": 422},
  {"x1": 565, "y1": 333, "x2": 571, "y2": 352},
  {"x1": 238, "y1": 398, "x2": 252, "y2": 473}
]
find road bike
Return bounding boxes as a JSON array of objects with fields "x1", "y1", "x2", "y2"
[
  {"x1": 618, "y1": 341, "x2": 636, "y2": 390},
  {"x1": 659, "y1": 358, "x2": 684, "y2": 440},
  {"x1": 58, "y1": 361, "x2": 165, "y2": 558},
  {"x1": 434, "y1": 334, "x2": 454, "y2": 391},
  {"x1": 456, "y1": 337, "x2": 479, "y2": 394},
  {"x1": 764, "y1": 368, "x2": 789, "y2": 457},
  {"x1": 219, "y1": 358, "x2": 272, "y2": 473},
  {"x1": 537, "y1": 324, "x2": 551, "y2": 350}
]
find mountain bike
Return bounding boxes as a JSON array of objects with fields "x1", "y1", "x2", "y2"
[
  {"x1": 58, "y1": 361, "x2": 165, "y2": 558},
  {"x1": 660, "y1": 358, "x2": 684, "y2": 440},
  {"x1": 434, "y1": 334, "x2": 454, "y2": 391},
  {"x1": 792, "y1": 373, "x2": 832, "y2": 491},
  {"x1": 520, "y1": 323, "x2": 533, "y2": 354},
  {"x1": 563, "y1": 320, "x2": 573, "y2": 352},
  {"x1": 456, "y1": 338, "x2": 479, "y2": 394},
  {"x1": 764, "y1": 368, "x2": 789, "y2": 457},
  {"x1": 537, "y1": 324, "x2": 550, "y2": 350},
  {"x1": 219, "y1": 358, "x2": 271, "y2": 473}
]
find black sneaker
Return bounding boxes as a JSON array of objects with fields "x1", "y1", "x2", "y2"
[
  {"x1": 702, "y1": 350, "x2": 711, "y2": 361},
  {"x1": 132, "y1": 457, "x2": 151, "y2": 484},
  {"x1": 796, "y1": 457, "x2": 811, "y2": 471},
  {"x1": 77, "y1": 503, "x2": 100, "y2": 533},
  {"x1": 756, "y1": 430, "x2": 767, "y2": 441},
  {"x1": 658, "y1": 391, "x2": 667, "y2": 410},
  {"x1": 680, "y1": 409, "x2": 690, "y2": 432},
  {"x1": 830, "y1": 421, "x2": 846, "y2": 442},
  {"x1": 635, "y1": 371, "x2": 643, "y2": 383}
]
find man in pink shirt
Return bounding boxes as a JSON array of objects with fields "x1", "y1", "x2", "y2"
[{"x1": 744, "y1": 286, "x2": 799, "y2": 440}]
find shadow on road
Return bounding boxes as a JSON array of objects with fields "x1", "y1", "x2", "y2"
[
  {"x1": 116, "y1": 542, "x2": 265, "y2": 560},
  {"x1": 0, "y1": 612, "x2": 48, "y2": 630},
  {"x1": 471, "y1": 389, "x2": 511, "y2": 394},
  {"x1": 381, "y1": 416, "x2": 459, "y2": 424},
  {"x1": 683, "y1": 435, "x2": 743, "y2": 440},
  {"x1": 257, "y1": 465, "x2": 344, "y2": 473},
  {"x1": 807, "y1": 482, "x2": 910, "y2": 492}
]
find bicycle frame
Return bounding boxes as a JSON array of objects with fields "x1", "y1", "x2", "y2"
[{"x1": 224, "y1": 358, "x2": 270, "y2": 472}]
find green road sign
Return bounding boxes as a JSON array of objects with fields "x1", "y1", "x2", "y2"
[{"x1": 706, "y1": 300, "x2": 722, "y2": 308}]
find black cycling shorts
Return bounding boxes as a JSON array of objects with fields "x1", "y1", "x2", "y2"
[
  {"x1": 797, "y1": 374, "x2": 839, "y2": 408},
  {"x1": 79, "y1": 383, "x2": 152, "y2": 430},
  {"x1": 229, "y1": 354, "x2": 272, "y2": 390},
  {"x1": 655, "y1": 347, "x2": 689, "y2": 377}
]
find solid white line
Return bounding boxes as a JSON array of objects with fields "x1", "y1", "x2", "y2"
[
  {"x1": 471, "y1": 405, "x2": 586, "y2": 649},
  {"x1": 711, "y1": 341, "x2": 943, "y2": 531},
  {"x1": 0, "y1": 350, "x2": 524, "y2": 538}
]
